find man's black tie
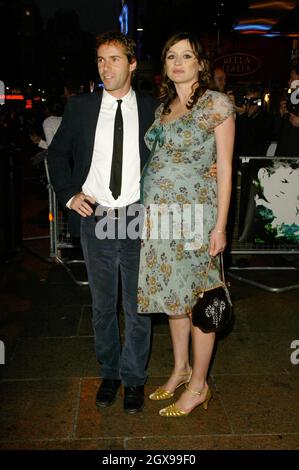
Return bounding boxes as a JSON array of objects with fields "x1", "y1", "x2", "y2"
[{"x1": 109, "y1": 99, "x2": 123, "y2": 199}]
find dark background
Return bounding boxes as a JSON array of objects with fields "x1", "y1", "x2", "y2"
[{"x1": 1, "y1": 0, "x2": 299, "y2": 100}]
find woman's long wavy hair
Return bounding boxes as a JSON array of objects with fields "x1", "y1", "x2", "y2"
[{"x1": 159, "y1": 32, "x2": 211, "y2": 114}]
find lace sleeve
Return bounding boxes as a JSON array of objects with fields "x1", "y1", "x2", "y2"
[{"x1": 209, "y1": 91, "x2": 235, "y2": 129}]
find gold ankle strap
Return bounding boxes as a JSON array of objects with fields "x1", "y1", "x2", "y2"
[
  {"x1": 185, "y1": 384, "x2": 203, "y2": 395},
  {"x1": 177, "y1": 368, "x2": 192, "y2": 378}
]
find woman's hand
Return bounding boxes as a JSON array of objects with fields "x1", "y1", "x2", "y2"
[{"x1": 209, "y1": 229, "x2": 226, "y2": 257}]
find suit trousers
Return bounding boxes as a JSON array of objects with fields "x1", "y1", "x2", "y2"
[{"x1": 80, "y1": 209, "x2": 151, "y2": 386}]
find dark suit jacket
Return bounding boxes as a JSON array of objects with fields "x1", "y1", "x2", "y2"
[{"x1": 48, "y1": 89, "x2": 157, "y2": 235}]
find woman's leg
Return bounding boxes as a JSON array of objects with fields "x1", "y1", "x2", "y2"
[
  {"x1": 160, "y1": 315, "x2": 191, "y2": 391},
  {"x1": 171, "y1": 324, "x2": 215, "y2": 412}
]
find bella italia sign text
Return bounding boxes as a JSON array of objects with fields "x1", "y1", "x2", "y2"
[{"x1": 213, "y1": 53, "x2": 261, "y2": 76}]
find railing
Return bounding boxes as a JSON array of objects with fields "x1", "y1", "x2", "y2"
[
  {"x1": 44, "y1": 156, "x2": 88, "y2": 286},
  {"x1": 43, "y1": 154, "x2": 299, "y2": 292}
]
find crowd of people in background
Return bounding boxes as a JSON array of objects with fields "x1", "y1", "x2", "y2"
[
  {"x1": 1, "y1": 32, "x2": 298, "y2": 417},
  {"x1": 209, "y1": 64, "x2": 299, "y2": 243},
  {"x1": 1, "y1": 58, "x2": 298, "y2": 251},
  {"x1": 2, "y1": 64, "x2": 299, "y2": 163},
  {"x1": 211, "y1": 63, "x2": 299, "y2": 158}
]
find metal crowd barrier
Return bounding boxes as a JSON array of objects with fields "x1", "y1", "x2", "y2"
[
  {"x1": 227, "y1": 156, "x2": 299, "y2": 293},
  {"x1": 44, "y1": 156, "x2": 88, "y2": 286},
  {"x1": 44, "y1": 154, "x2": 299, "y2": 292}
]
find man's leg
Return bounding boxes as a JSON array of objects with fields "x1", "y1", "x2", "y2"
[
  {"x1": 81, "y1": 215, "x2": 121, "y2": 380},
  {"x1": 119, "y1": 236, "x2": 151, "y2": 387}
]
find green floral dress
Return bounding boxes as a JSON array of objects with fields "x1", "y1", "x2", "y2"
[{"x1": 137, "y1": 90, "x2": 234, "y2": 316}]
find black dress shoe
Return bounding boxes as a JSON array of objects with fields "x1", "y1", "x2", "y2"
[
  {"x1": 96, "y1": 379, "x2": 120, "y2": 407},
  {"x1": 124, "y1": 385, "x2": 144, "y2": 414}
]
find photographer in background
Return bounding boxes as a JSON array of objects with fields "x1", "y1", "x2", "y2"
[
  {"x1": 212, "y1": 67, "x2": 227, "y2": 92},
  {"x1": 211, "y1": 67, "x2": 245, "y2": 113},
  {"x1": 234, "y1": 85, "x2": 275, "y2": 241},
  {"x1": 234, "y1": 85, "x2": 275, "y2": 157},
  {"x1": 275, "y1": 64, "x2": 299, "y2": 156}
]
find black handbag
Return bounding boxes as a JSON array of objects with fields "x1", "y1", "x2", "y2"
[{"x1": 192, "y1": 253, "x2": 233, "y2": 333}]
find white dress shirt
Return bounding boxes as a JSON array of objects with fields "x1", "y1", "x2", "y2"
[{"x1": 80, "y1": 88, "x2": 140, "y2": 208}]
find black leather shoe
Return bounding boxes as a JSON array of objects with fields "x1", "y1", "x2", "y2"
[
  {"x1": 124, "y1": 385, "x2": 144, "y2": 414},
  {"x1": 96, "y1": 379, "x2": 120, "y2": 407}
]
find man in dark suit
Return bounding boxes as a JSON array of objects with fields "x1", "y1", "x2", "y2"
[{"x1": 48, "y1": 32, "x2": 157, "y2": 414}]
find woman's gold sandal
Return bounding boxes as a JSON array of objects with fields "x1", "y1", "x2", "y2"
[
  {"x1": 159, "y1": 384, "x2": 212, "y2": 417},
  {"x1": 149, "y1": 369, "x2": 192, "y2": 401}
]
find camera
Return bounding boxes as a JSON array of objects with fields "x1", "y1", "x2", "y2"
[
  {"x1": 286, "y1": 90, "x2": 299, "y2": 116},
  {"x1": 226, "y1": 85, "x2": 244, "y2": 107},
  {"x1": 241, "y1": 97, "x2": 262, "y2": 107}
]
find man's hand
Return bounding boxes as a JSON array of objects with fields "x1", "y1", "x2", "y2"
[
  {"x1": 208, "y1": 163, "x2": 217, "y2": 178},
  {"x1": 289, "y1": 112, "x2": 299, "y2": 128},
  {"x1": 70, "y1": 192, "x2": 95, "y2": 217},
  {"x1": 30, "y1": 132, "x2": 41, "y2": 145},
  {"x1": 279, "y1": 100, "x2": 288, "y2": 118}
]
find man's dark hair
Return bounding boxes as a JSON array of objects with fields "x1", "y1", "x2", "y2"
[
  {"x1": 64, "y1": 78, "x2": 81, "y2": 95},
  {"x1": 46, "y1": 96, "x2": 63, "y2": 116},
  {"x1": 245, "y1": 84, "x2": 263, "y2": 96},
  {"x1": 95, "y1": 32, "x2": 136, "y2": 64}
]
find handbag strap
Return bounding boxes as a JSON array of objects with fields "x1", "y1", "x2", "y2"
[{"x1": 202, "y1": 252, "x2": 226, "y2": 292}]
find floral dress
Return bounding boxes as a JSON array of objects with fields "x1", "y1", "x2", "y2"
[{"x1": 137, "y1": 90, "x2": 234, "y2": 316}]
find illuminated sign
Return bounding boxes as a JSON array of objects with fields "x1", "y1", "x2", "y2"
[
  {"x1": 119, "y1": 2, "x2": 128, "y2": 35},
  {"x1": 0, "y1": 94, "x2": 25, "y2": 100},
  {"x1": 0, "y1": 81, "x2": 4, "y2": 105},
  {"x1": 212, "y1": 53, "x2": 261, "y2": 77}
]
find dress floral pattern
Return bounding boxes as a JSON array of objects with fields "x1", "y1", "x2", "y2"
[{"x1": 137, "y1": 90, "x2": 234, "y2": 316}]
